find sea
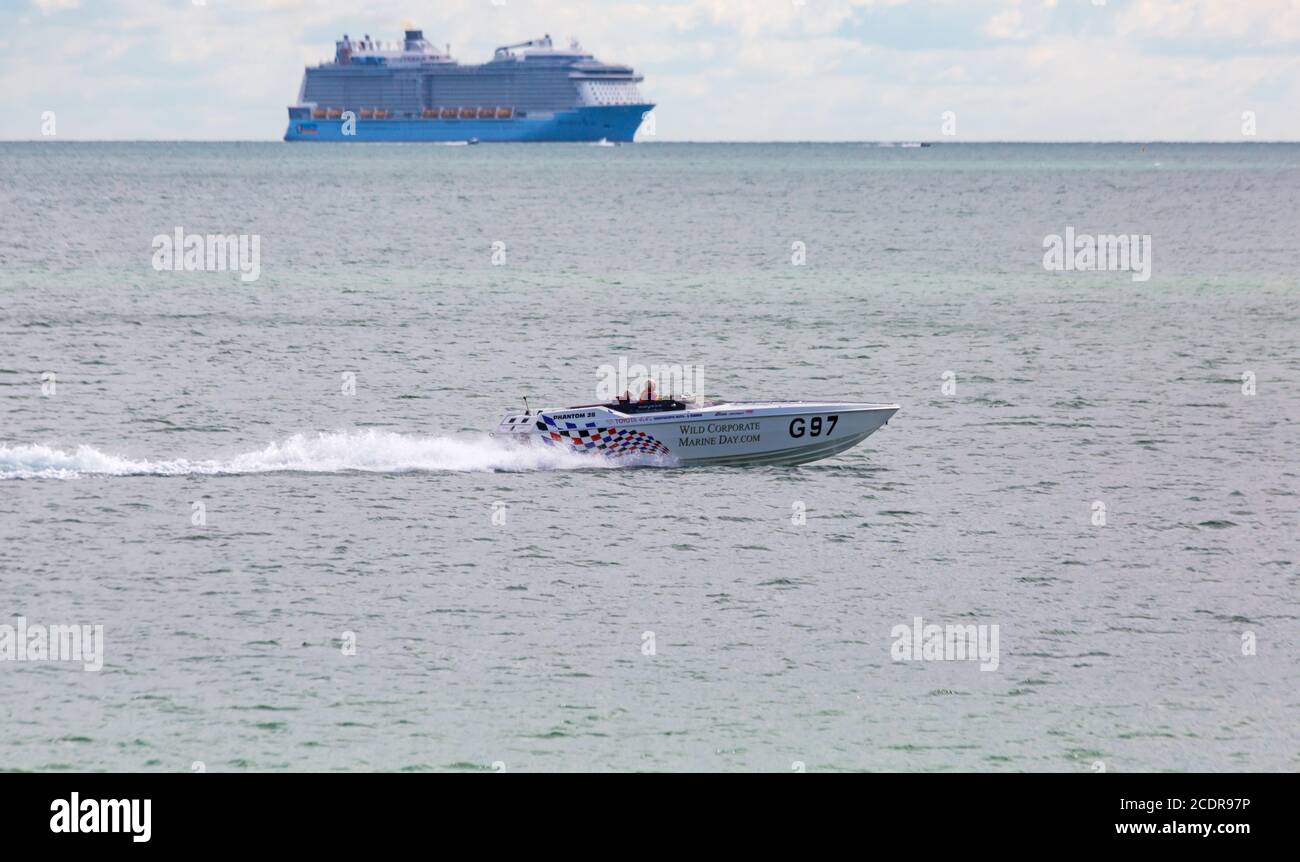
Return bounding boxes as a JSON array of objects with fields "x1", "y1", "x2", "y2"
[{"x1": 0, "y1": 142, "x2": 1296, "y2": 771}]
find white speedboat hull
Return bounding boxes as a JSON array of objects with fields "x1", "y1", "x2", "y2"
[{"x1": 495, "y1": 401, "x2": 898, "y2": 466}]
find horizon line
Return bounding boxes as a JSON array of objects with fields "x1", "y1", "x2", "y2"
[{"x1": 3, "y1": 138, "x2": 1299, "y2": 145}]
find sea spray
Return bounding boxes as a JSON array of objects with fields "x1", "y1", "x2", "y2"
[{"x1": 0, "y1": 430, "x2": 635, "y2": 479}]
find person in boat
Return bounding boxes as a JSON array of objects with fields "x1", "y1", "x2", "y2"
[{"x1": 611, "y1": 381, "x2": 677, "y2": 412}]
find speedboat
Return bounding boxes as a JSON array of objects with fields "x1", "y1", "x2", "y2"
[{"x1": 493, "y1": 392, "x2": 899, "y2": 466}]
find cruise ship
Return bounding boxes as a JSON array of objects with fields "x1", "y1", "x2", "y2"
[{"x1": 285, "y1": 30, "x2": 653, "y2": 143}]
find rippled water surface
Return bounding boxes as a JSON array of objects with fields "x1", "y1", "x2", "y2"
[{"x1": 1, "y1": 143, "x2": 1297, "y2": 771}]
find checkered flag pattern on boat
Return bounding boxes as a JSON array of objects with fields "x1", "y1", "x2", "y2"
[{"x1": 539, "y1": 416, "x2": 671, "y2": 457}]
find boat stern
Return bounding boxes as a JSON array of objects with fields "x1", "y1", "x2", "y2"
[{"x1": 494, "y1": 411, "x2": 541, "y2": 439}]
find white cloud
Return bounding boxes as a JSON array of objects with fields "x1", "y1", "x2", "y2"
[
  {"x1": 32, "y1": 0, "x2": 80, "y2": 13},
  {"x1": 984, "y1": 9, "x2": 1030, "y2": 40},
  {"x1": 1116, "y1": 0, "x2": 1300, "y2": 43}
]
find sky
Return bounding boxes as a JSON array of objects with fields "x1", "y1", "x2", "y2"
[{"x1": 2, "y1": 0, "x2": 1298, "y2": 141}]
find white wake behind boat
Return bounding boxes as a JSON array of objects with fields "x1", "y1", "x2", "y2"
[{"x1": 494, "y1": 394, "x2": 899, "y2": 466}]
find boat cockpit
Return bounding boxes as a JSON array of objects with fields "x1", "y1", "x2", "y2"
[{"x1": 603, "y1": 397, "x2": 686, "y2": 415}]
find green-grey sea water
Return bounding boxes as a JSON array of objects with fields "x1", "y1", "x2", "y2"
[{"x1": 1, "y1": 142, "x2": 1297, "y2": 771}]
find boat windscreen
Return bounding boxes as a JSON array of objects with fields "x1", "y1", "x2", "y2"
[{"x1": 604, "y1": 399, "x2": 687, "y2": 415}]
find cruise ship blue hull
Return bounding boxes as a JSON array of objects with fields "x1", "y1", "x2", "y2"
[{"x1": 285, "y1": 104, "x2": 652, "y2": 143}]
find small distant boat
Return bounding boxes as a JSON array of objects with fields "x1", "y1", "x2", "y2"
[{"x1": 591, "y1": 137, "x2": 617, "y2": 147}]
